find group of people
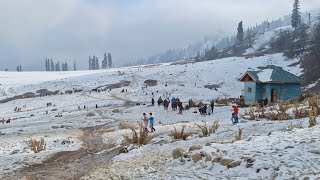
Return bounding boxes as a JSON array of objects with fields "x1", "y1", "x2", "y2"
[
  {"x1": 141, "y1": 113, "x2": 155, "y2": 132},
  {"x1": 198, "y1": 102, "x2": 215, "y2": 115},
  {"x1": 156, "y1": 96, "x2": 185, "y2": 114}
]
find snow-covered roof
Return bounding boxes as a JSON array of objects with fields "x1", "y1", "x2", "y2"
[{"x1": 240, "y1": 66, "x2": 303, "y2": 83}]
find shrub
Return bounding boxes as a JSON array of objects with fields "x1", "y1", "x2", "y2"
[
  {"x1": 123, "y1": 125, "x2": 151, "y2": 145},
  {"x1": 285, "y1": 122, "x2": 303, "y2": 131},
  {"x1": 309, "y1": 109, "x2": 318, "y2": 127},
  {"x1": 235, "y1": 128, "x2": 243, "y2": 141},
  {"x1": 26, "y1": 138, "x2": 46, "y2": 153},
  {"x1": 196, "y1": 121, "x2": 220, "y2": 137},
  {"x1": 170, "y1": 125, "x2": 192, "y2": 140},
  {"x1": 293, "y1": 102, "x2": 308, "y2": 119}
]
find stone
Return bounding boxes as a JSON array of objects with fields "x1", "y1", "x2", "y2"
[
  {"x1": 227, "y1": 160, "x2": 242, "y2": 168},
  {"x1": 246, "y1": 163, "x2": 254, "y2": 168},
  {"x1": 246, "y1": 137, "x2": 253, "y2": 141},
  {"x1": 220, "y1": 158, "x2": 234, "y2": 166},
  {"x1": 247, "y1": 158, "x2": 256, "y2": 164},
  {"x1": 189, "y1": 145, "x2": 202, "y2": 152},
  {"x1": 112, "y1": 109, "x2": 121, "y2": 113},
  {"x1": 309, "y1": 150, "x2": 320, "y2": 155},
  {"x1": 10, "y1": 150, "x2": 20, "y2": 155},
  {"x1": 212, "y1": 157, "x2": 222, "y2": 163},
  {"x1": 204, "y1": 154, "x2": 212, "y2": 162},
  {"x1": 284, "y1": 146, "x2": 294, "y2": 149},
  {"x1": 205, "y1": 142, "x2": 211, "y2": 146},
  {"x1": 192, "y1": 153, "x2": 202, "y2": 163},
  {"x1": 303, "y1": 177, "x2": 310, "y2": 180},
  {"x1": 172, "y1": 148, "x2": 185, "y2": 159}
]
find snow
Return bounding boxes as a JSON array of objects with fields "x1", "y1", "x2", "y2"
[
  {"x1": 0, "y1": 46, "x2": 316, "y2": 179},
  {"x1": 256, "y1": 69, "x2": 274, "y2": 82}
]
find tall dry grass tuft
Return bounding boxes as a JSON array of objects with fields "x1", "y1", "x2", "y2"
[
  {"x1": 26, "y1": 138, "x2": 46, "y2": 153},
  {"x1": 309, "y1": 109, "x2": 318, "y2": 127},
  {"x1": 123, "y1": 125, "x2": 150, "y2": 145},
  {"x1": 196, "y1": 121, "x2": 220, "y2": 136},
  {"x1": 235, "y1": 128, "x2": 243, "y2": 141},
  {"x1": 170, "y1": 125, "x2": 192, "y2": 140},
  {"x1": 293, "y1": 102, "x2": 309, "y2": 119}
]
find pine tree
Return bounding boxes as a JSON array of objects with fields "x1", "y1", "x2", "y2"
[
  {"x1": 108, "y1": 53, "x2": 112, "y2": 68},
  {"x1": 102, "y1": 53, "x2": 107, "y2": 69},
  {"x1": 16, "y1": 65, "x2": 22, "y2": 72},
  {"x1": 95, "y1": 57, "x2": 99, "y2": 69},
  {"x1": 50, "y1": 59, "x2": 54, "y2": 71},
  {"x1": 74, "y1": 60, "x2": 76, "y2": 71},
  {"x1": 92, "y1": 56, "x2": 96, "y2": 70},
  {"x1": 237, "y1": 21, "x2": 244, "y2": 44},
  {"x1": 55, "y1": 62, "x2": 60, "y2": 71},
  {"x1": 291, "y1": 0, "x2": 301, "y2": 29},
  {"x1": 45, "y1": 58, "x2": 48, "y2": 71},
  {"x1": 89, "y1": 56, "x2": 92, "y2": 70}
]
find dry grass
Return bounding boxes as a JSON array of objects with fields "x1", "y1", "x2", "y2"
[
  {"x1": 286, "y1": 122, "x2": 304, "y2": 131},
  {"x1": 309, "y1": 109, "x2": 318, "y2": 127},
  {"x1": 235, "y1": 128, "x2": 243, "y2": 141},
  {"x1": 26, "y1": 138, "x2": 46, "y2": 153},
  {"x1": 195, "y1": 121, "x2": 220, "y2": 137},
  {"x1": 293, "y1": 102, "x2": 309, "y2": 119},
  {"x1": 170, "y1": 125, "x2": 192, "y2": 140},
  {"x1": 215, "y1": 98, "x2": 229, "y2": 105},
  {"x1": 123, "y1": 125, "x2": 151, "y2": 145}
]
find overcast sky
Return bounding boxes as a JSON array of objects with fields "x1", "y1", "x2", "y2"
[{"x1": 0, "y1": 0, "x2": 319, "y2": 71}]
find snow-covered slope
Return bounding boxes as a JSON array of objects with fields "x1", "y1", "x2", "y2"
[{"x1": 0, "y1": 53, "x2": 301, "y2": 102}]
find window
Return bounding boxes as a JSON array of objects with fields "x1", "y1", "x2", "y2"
[
  {"x1": 282, "y1": 88, "x2": 287, "y2": 94},
  {"x1": 262, "y1": 88, "x2": 266, "y2": 93},
  {"x1": 248, "y1": 87, "x2": 252, "y2": 92}
]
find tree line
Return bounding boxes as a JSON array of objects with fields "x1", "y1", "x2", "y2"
[
  {"x1": 89, "y1": 52, "x2": 112, "y2": 70},
  {"x1": 45, "y1": 58, "x2": 76, "y2": 72}
]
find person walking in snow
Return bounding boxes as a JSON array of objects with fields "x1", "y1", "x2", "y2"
[
  {"x1": 231, "y1": 105, "x2": 239, "y2": 124},
  {"x1": 151, "y1": 98, "x2": 155, "y2": 106},
  {"x1": 149, "y1": 113, "x2": 155, "y2": 132},
  {"x1": 158, "y1": 96, "x2": 163, "y2": 106},
  {"x1": 142, "y1": 113, "x2": 149, "y2": 132},
  {"x1": 178, "y1": 101, "x2": 184, "y2": 114},
  {"x1": 210, "y1": 101, "x2": 215, "y2": 113}
]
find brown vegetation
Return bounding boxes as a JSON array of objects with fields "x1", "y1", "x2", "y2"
[
  {"x1": 170, "y1": 125, "x2": 192, "y2": 140},
  {"x1": 195, "y1": 121, "x2": 220, "y2": 137},
  {"x1": 235, "y1": 128, "x2": 243, "y2": 141},
  {"x1": 26, "y1": 138, "x2": 46, "y2": 153},
  {"x1": 123, "y1": 125, "x2": 151, "y2": 145}
]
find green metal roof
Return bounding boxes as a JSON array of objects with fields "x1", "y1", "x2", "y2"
[{"x1": 244, "y1": 66, "x2": 303, "y2": 83}]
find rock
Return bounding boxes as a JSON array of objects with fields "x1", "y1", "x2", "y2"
[
  {"x1": 303, "y1": 177, "x2": 310, "y2": 180},
  {"x1": 284, "y1": 146, "x2": 294, "y2": 149},
  {"x1": 246, "y1": 137, "x2": 253, "y2": 141},
  {"x1": 204, "y1": 154, "x2": 212, "y2": 162},
  {"x1": 205, "y1": 142, "x2": 211, "y2": 146},
  {"x1": 247, "y1": 158, "x2": 256, "y2": 164},
  {"x1": 212, "y1": 157, "x2": 222, "y2": 163},
  {"x1": 119, "y1": 146, "x2": 128, "y2": 154},
  {"x1": 189, "y1": 145, "x2": 202, "y2": 152},
  {"x1": 227, "y1": 160, "x2": 242, "y2": 168},
  {"x1": 172, "y1": 148, "x2": 185, "y2": 159},
  {"x1": 192, "y1": 153, "x2": 202, "y2": 163},
  {"x1": 112, "y1": 109, "x2": 121, "y2": 113},
  {"x1": 309, "y1": 150, "x2": 320, "y2": 155},
  {"x1": 86, "y1": 112, "x2": 95, "y2": 117},
  {"x1": 10, "y1": 150, "x2": 20, "y2": 155},
  {"x1": 246, "y1": 163, "x2": 254, "y2": 168},
  {"x1": 220, "y1": 158, "x2": 234, "y2": 166},
  {"x1": 256, "y1": 168, "x2": 261, "y2": 173}
]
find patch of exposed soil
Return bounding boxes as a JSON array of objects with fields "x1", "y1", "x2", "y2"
[
  {"x1": 1, "y1": 124, "x2": 121, "y2": 180},
  {"x1": 144, "y1": 79, "x2": 158, "y2": 87}
]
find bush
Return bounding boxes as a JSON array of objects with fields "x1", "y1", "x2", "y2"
[
  {"x1": 26, "y1": 138, "x2": 46, "y2": 153},
  {"x1": 170, "y1": 125, "x2": 192, "y2": 140},
  {"x1": 195, "y1": 121, "x2": 220, "y2": 137},
  {"x1": 123, "y1": 125, "x2": 151, "y2": 145},
  {"x1": 309, "y1": 109, "x2": 318, "y2": 127},
  {"x1": 235, "y1": 128, "x2": 243, "y2": 141}
]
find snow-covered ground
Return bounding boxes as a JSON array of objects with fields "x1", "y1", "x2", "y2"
[{"x1": 1, "y1": 52, "x2": 319, "y2": 179}]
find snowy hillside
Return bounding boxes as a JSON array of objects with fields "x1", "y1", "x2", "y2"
[{"x1": 0, "y1": 53, "x2": 301, "y2": 101}]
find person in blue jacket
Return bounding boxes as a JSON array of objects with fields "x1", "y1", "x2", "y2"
[{"x1": 149, "y1": 113, "x2": 156, "y2": 132}]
